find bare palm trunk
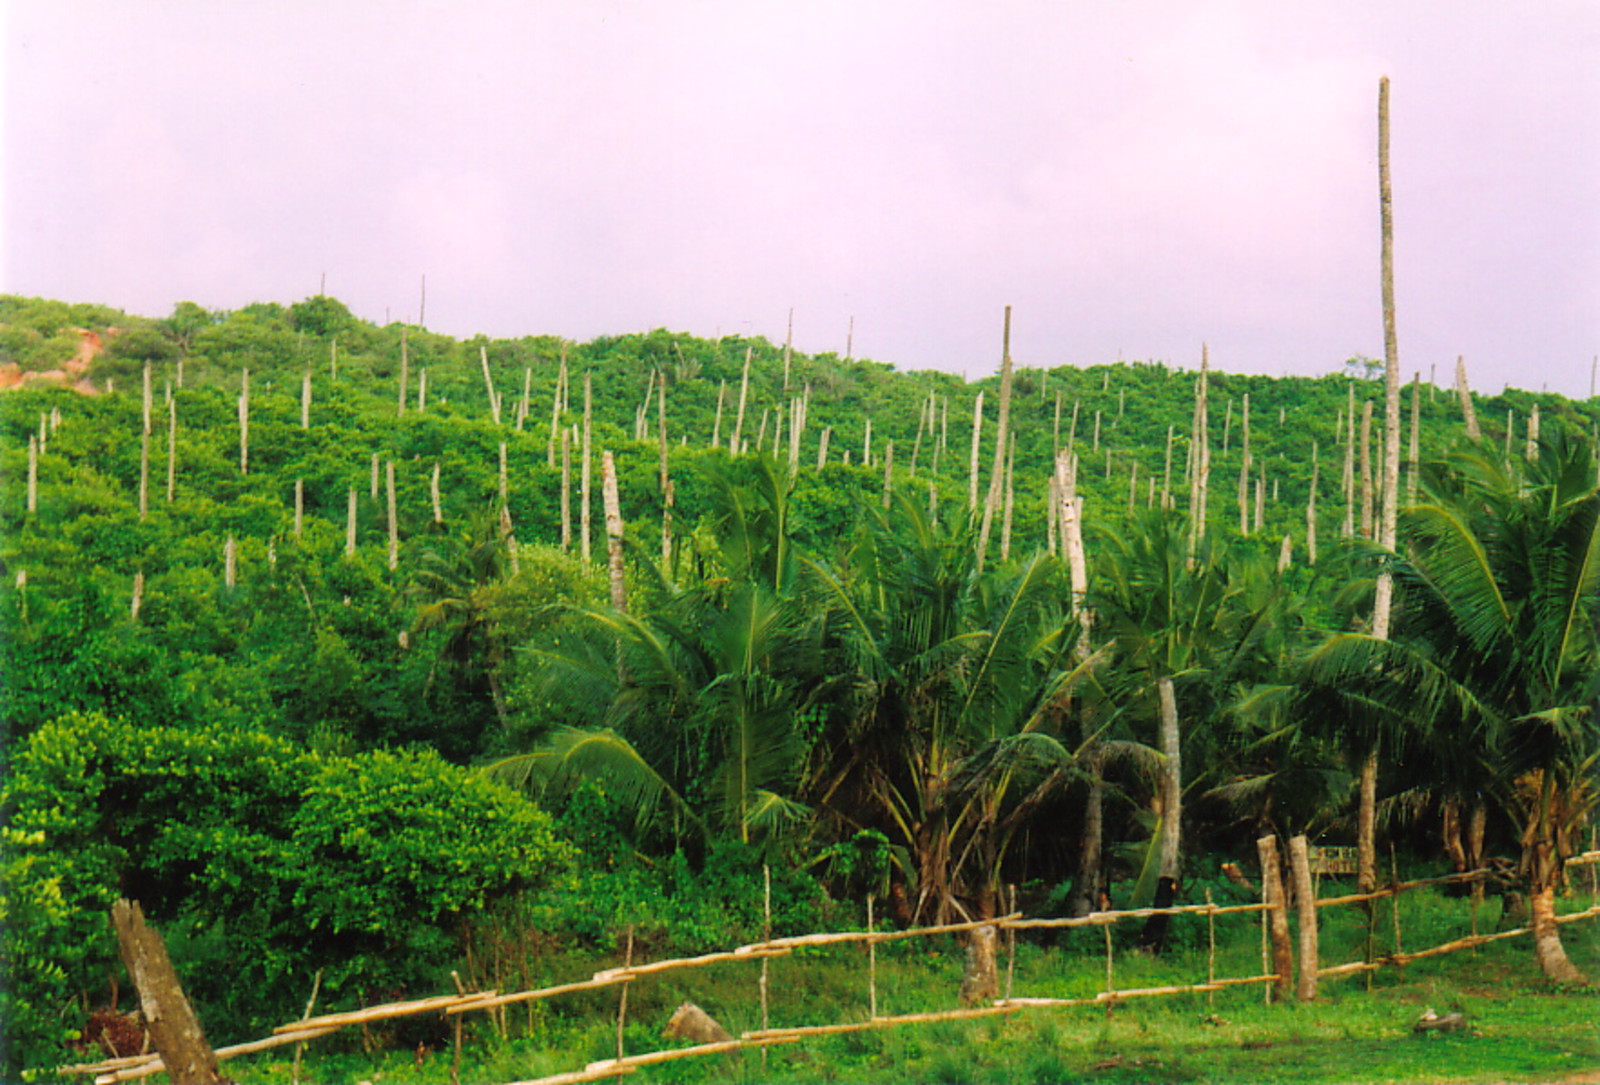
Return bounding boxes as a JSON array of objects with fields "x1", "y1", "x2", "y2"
[
  {"x1": 602, "y1": 451, "x2": 628, "y2": 613},
  {"x1": 1529, "y1": 837, "x2": 1587, "y2": 984}
]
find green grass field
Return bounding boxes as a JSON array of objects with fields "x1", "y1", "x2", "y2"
[{"x1": 198, "y1": 889, "x2": 1600, "y2": 1084}]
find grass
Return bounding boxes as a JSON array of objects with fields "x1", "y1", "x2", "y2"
[{"x1": 219, "y1": 888, "x2": 1600, "y2": 1084}]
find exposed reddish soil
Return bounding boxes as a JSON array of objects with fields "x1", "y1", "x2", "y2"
[{"x1": 0, "y1": 327, "x2": 109, "y2": 394}]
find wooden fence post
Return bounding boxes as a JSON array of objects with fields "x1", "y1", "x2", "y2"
[
  {"x1": 1255, "y1": 836, "x2": 1293, "y2": 1002},
  {"x1": 1288, "y1": 835, "x2": 1319, "y2": 1001},
  {"x1": 110, "y1": 900, "x2": 228, "y2": 1085}
]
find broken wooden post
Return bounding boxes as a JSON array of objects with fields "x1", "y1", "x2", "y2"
[
  {"x1": 110, "y1": 900, "x2": 229, "y2": 1085},
  {"x1": 1255, "y1": 836, "x2": 1294, "y2": 1002},
  {"x1": 1289, "y1": 835, "x2": 1319, "y2": 1001}
]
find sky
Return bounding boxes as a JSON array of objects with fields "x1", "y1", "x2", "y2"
[{"x1": 3, "y1": 1, "x2": 1597, "y2": 398}]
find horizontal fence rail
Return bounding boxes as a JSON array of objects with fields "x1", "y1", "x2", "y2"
[{"x1": 62, "y1": 846, "x2": 1600, "y2": 1085}]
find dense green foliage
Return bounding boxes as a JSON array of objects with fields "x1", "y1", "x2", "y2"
[
  {"x1": 2, "y1": 293, "x2": 1597, "y2": 1077},
  {"x1": 0, "y1": 713, "x2": 572, "y2": 1067}
]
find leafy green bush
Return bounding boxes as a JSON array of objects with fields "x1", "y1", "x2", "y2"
[{"x1": 0, "y1": 713, "x2": 573, "y2": 1076}]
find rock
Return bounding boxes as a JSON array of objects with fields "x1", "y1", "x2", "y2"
[
  {"x1": 662, "y1": 1001, "x2": 732, "y2": 1044},
  {"x1": 1413, "y1": 1007, "x2": 1469, "y2": 1035}
]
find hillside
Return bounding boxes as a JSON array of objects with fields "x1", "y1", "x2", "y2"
[{"x1": 3, "y1": 292, "x2": 1598, "y2": 1073}]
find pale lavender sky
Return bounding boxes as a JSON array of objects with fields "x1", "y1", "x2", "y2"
[{"x1": 4, "y1": 1, "x2": 1597, "y2": 397}]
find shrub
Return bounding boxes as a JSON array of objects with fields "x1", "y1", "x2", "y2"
[{"x1": 0, "y1": 713, "x2": 574, "y2": 1076}]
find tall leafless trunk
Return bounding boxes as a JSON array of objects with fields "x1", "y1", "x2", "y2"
[
  {"x1": 658, "y1": 371, "x2": 673, "y2": 568},
  {"x1": 294, "y1": 478, "x2": 304, "y2": 537},
  {"x1": 976, "y1": 307, "x2": 1014, "y2": 569},
  {"x1": 709, "y1": 379, "x2": 726, "y2": 448},
  {"x1": 1237, "y1": 392, "x2": 1252, "y2": 535},
  {"x1": 1406, "y1": 374, "x2": 1421, "y2": 504},
  {"x1": 480, "y1": 346, "x2": 501, "y2": 425},
  {"x1": 1454, "y1": 356, "x2": 1481, "y2": 439},
  {"x1": 731, "y1": 346, "x2": 752, "y2": 453},
  {"x1": 397, "y1": 328, "x2": 409, "y2": 417},
  {"x1": 139, "y1": 363, "x2": 152, "y2": 521},
  {"x1": 385, "y1": 460, "x2": 398, "y2": 571},
  {"x1": 1363, "y1": 75, "x2": 1404, "y2": 895},
  {"x1": 602, "y1": 451, "x2": 627, "y2": 614},
  {"x1": 166, "y1": 397, "x2": 177, "y2": 503},
  {"x1": 1306, "y1": 442, "x2": 1319, "y2": 565},
  {"x1": 238, "y1": 369, "x2": 249, "y2": 476},
  {"x1": 345, "y1": 488, "x2": 357, "y2": 558},
  {"x1": 967, "y1": 391, "x2": 985, "y2": 511},
  {"x1": 782, "y1": 307, "x2": 793, "y2": 393},
  {"x1": 1359, "y1": 400, "x2": 1374, "y2": 540},
  {"x1": 561, "y1": 428, "x2": 573, "y2": 553},
  {"x1": 549, "y1": 345, "x2": 568, "y2": 465},
  {"x1": 1188, "y1": 346, "x2": 1211, "y2": 557},
  {"x1": 581, "y1": 373, "x2": 594, "y2": 563}
]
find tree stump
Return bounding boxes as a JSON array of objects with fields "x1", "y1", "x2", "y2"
[
  {"x1": 958, "y1": 925, "x2": 999, "y2": 1006},
  {"x1": 110, "y1": 900, "x2": 230, "y2": 1085}
]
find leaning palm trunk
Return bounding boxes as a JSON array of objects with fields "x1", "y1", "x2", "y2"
[
  {"x1": 1524, "y1": 773, "x2": 1589, "y2": 984},
  {"x1": 1529, "y1": 834, "x2": 1586, "y2": 984}
]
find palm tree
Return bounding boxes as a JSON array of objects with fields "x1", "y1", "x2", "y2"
[
  {"x1": 1302, "y1": 427, "x2": 1599, "y2": 983},
  {"x1": 803, "y1": 497, "x2": 1084, "y2": 928},
  {"x1": 490, "y1": 458, "x2": 823, "y2": 851},
  {"x1": 1089, "y1": 511, "x2": 1302, "y2": 945}
]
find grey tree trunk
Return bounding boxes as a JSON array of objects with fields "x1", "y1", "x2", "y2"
[
  {"x1": 238, "y1": 369, "x2": 249, "y2": 476},
  {"x1": 385, "y1": 460, "x2": 398, "y2": 571},
  {"x1": 731, "y1": 346, "x2": 752, "y2": 453},
  {"x1": 111, "y1": 900, "x2": 226, "y2": 1085},
  {"x1": 967, "y1": 391, "x2": 984, "y2": 511},
  {"x1": 582, "y1": 372, "x2": 593, "y2": 563},
  {"x1": 1455, "y1": 355, "x2": 1481, "y2": 440},
  {"x1": 166, "y1": 397, "x2": 177, "y2": 503},
  {"x1": 976, "y1": 307, "x2": 1014, "y2": 568},
  {"x1": 603, "y1": 451, "x2": 627, "y2": 614}
]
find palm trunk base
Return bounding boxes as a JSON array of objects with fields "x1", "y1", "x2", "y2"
[{"x1": 1531, "y1": 883, "x2": 1588, "y2": 985}]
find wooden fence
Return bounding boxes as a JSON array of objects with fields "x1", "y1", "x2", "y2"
[{"x1": 62, "y1": 841, "x2": 1600, "y2": 1085}]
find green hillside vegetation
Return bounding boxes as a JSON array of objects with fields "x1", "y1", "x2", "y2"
[{"x1": 2, "y1": 293, "x2": 1597, "y2": 1078}]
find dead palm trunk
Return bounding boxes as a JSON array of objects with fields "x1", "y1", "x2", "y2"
[
  {"x1": 385, "y1": 460, "x2": 399, "y2": 571},
  {"x1": 480, "y1": 346, "x2": 501, "y2": 425},
  {"x1": 345, "y1": 488, "x2": 357, "y2": 558},
  {"x1": 397, "y1": 329, "x2": 409, "y2": 417},
  {"x1": 581, "y1": 372, "x2": 594, "y2": 563},
  {"x1": 294, "y1": 478, "x2": 304, "y2": 537},
  {"x1": 1059, "y1": 452, "x2": 1102, "y2": 917},
  {"x1": 1362, "y1": 75, "x2": 1404, "y2": 896},
  {"x1": 166, "y1": 397, "x2": 177, "y2": 503},
  {"x1": 548, "y1": 346, "x2": 568, "y2": 465},
  {"x1": 1237, "y1": 393, "x2": 1252, "y2": 535},
  {"x1": 139, "y1": 363, "x2": 152, "y2": 521},
  {"x1": 976, "y1": 306, "x2": 1014, "y2": 568},
  {"x1": 1188, "y1": 346, "x2": 1211, "y2": 556},
  {"x1": 561, "y1": 429, "x2": 573, "y2": 553},
  {"x1": 1455, "y1": 356, "x2": 1481, "y2": 440},
  {"x1": 238, "y1": 369, "x2": 249, "y2": 476},
  {"x1": 1359, "y1": 400, "x2": 1374, "y2": 540},
  {"x1": 731, "y1": 346, "x2": 752, "y2": 453},
  {"x1": 602, "y1": 451, "x2": 627, "y2": 614},
  {"x1": 26, "y1": 434, "x2": 38, "y2": 514},
  {"x1": 967, "y1": 391, "x2": 985, "y2": 511},
  {"x1": 658, "y1": 371, "x2": 673, "y2": 569},
  {"x1": 1306, "y1": 443, "x2": 1320, "y2": 565},
  {"x1": 1139, "y1": 675, "x2": 1183, "y2": 952}
]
